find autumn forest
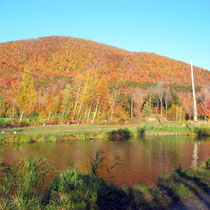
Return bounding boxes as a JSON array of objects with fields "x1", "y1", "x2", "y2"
[{"x1": 0, "y1": 36, "x2": 209, "y2": 125}]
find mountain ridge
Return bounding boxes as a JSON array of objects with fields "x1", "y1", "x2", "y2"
[
  {"x1": 1, "y1": 35, "x2": 208, "y2": 70},
  {"x1": 0, "y1": 36, "x2": 209, "y2": 90}
]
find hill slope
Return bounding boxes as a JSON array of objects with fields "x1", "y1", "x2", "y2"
[{"x1": 0, "y1": 36, "x2": 209, "y2": 90}]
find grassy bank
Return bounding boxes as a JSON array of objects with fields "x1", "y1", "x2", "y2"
[
  {"x1": 0, "y1": 158, "x2": 209, "y2": 209},
  {"x1": 0, "y1": 122, "x2": 209, "y2": 143},
  {"x1": 0, "y1": 130, "x2": 109, "y2": 143},
  {"x1": 136, "y1": 123, "x2": 210, "y2": 137}
]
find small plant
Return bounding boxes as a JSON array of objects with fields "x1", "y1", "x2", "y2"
[
  {"x1": 137, "y1": 126, "x2": 146, "y2": 137},
  {"x1": 88, "y1": 151, "x2": 105, "y2": 177},
  {"x1": 88, "y1": 151, "x2": 122, "y2": 178},
  {"x1": 205, "y1": 158, "x2": 210, "y2": 170}
]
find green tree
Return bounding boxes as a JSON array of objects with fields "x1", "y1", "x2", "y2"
[
  {"x1": 170, "y1": 89, "x2": 181, "y2": 106},
  {"x1": 17, "y1": 65, "x2": 36, "y2": 121},
  {"x1": 143, "y1": 102, "x2": 152, "y2": 117},
  {"x1": 0, "y1": 94, "x2": 9, "y2": 117}
]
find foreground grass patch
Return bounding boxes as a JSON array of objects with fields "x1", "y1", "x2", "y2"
[
  {"x1": 127, "y1": 166, "x2": 210, "y2": 209},
  {"x1": 0, "y1": 157, "x2": 209, "y2": 209}
]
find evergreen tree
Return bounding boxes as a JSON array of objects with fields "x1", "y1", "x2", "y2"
[{"x1": 143, "y1": 102, "x2": 152, "y2": 117}]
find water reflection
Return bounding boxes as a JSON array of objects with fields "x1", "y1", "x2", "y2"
[
  {"x1": 0, "y1": 136, "x2": 209, "y2": 187},
  {"x1": 192, "y1": 141, "x2": 198, "y2": 168}
]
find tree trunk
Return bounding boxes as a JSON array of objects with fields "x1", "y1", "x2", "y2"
[
  {"x1": 96, "y1": 105, "x2": 101, "y2": 120},
  {"x1": 87, "y1": 101, "x2": 93, "y2": 120},
  {"x1": 78, "y1": 83, "x2": 88, "y2": 118},
  {"x1": 92, "y1": 96, "x2": 100, "y2": 123},
  {"x1": 149, "y1": 94, "x2": 152, "y2": 108},
  {"x1": 84, "y1": 106, "x2": 88, "y2": 119},
  {"x1": 12, "y1": 103, "x2": 15, "y2": 125},
  {"x1": 19, "y1": 111, "x2": 24, "y2": 124},
  {"x1": 78, "y1": 100, "x2": 83, "y2": 117},
  {"x1": 111, "y1": 91, "x2": 117, "y2": 121},
  {"x1": 160, "y1": 99, "x2": 163, "y2": 115},
  {"x1": 180, "y1": 107, "x2": 183, "y2": 123},
  {"x1": 73, "y1": 85, "x2": 81, "y2": 116},
  {"x1": 62, "y1": 90, "x2": 70, "y2": 121},
  {"x1": 47, "y1": 112, "x2": 51, "y2": 122},
  {"x1": 130, "y1": 97, "x2": 133, "y2": 118}
]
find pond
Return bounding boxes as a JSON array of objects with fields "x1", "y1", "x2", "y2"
[{"x1": 0, "y1": 136, "x2": 209, "y2": 187}]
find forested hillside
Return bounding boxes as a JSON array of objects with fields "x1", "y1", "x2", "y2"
[{"x1": 0, "y1": 36, "x2": 209, "y2": 124}]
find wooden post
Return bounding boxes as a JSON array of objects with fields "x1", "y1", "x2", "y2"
[{"x1": 191, "y1": 59, "x2": 197, "y2": 122}]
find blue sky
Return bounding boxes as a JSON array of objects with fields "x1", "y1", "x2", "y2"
[{"x1": 1, "y1": 0, "x2": 210, "y2": 70}]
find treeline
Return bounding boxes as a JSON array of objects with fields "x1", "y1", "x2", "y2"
[
  {"x1": 0, "y1": 36, "x2": 209, "y2": 125},
  {"x1": 0, "y1": 65, "x2": 209, "y2": 126}
]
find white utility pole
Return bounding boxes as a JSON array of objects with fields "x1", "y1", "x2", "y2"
[{"x1": 190, "y1": 59, "x2": 197, "y2": 122}]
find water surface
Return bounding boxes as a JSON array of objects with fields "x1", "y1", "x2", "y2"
[{"x1": 0, "y1": 136, "x2": 209, "y2": 187}]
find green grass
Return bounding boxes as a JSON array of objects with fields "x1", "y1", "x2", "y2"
[
  {"x1": 136, "y1": 122, "x2": 210, "y2": 137},
  {"x1": 0, "y1": 158, "x2": 51, "y2": 209}
]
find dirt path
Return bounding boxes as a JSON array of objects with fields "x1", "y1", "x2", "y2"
[{"x1": 170, "y1": 190, "x2": 210, "y2": 210}]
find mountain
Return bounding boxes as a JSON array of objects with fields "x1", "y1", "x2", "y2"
[{"x1": 0, "y1": 36, "x2": 209, "y2": 90}]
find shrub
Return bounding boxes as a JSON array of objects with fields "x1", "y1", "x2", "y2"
[
  {"x1": 108, "y1": 128, "x2": 132, "y2": 141},
  {"x1": 137, "y1": 126, "x2": 146, "y2": 137},
  {"x1": 195, "y1": 127, "x2": 210, "y2": 137},
  {"x1": 19, "y1": 135, "x2": 33, "y2": 143},
  {"x1": 0, "y1": 118, "x2": 10, "y2": 127},
  {"x1": 44, "y1": 169, "x2": 129, "y2": 209},
  {"x1": 143, "y1": 102, "x2": 152, "y2": 117},
  {"x1": 37, "y1": 135, "x2": 47, "y2": 142},
  {"x1": 47, "y1": 135, "x2": 58, "y2": 142}
]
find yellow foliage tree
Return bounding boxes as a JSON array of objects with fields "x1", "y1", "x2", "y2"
[{"x1": 17, "y1": 65, "x2": 36, "y2": 121}]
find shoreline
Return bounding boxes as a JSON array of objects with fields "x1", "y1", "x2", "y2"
[{"x1": 0, "y1": 123, "x2": 209, "y2": 143}]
